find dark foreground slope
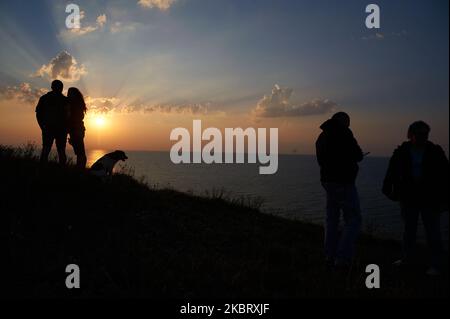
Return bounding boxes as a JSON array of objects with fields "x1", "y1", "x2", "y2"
[{"x1": 0, "y1": 145, "x2": 448, "y2": 299}]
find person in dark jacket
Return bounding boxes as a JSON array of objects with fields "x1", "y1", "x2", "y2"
[
  {"x1": 67, "y1": 87, "x2": 87, "y2": 169},
  {"x1": 383, "y1": 121, "x2": 448, "y2": 276},
  {"x1": 316, "y1": 112, "x2": 364, "y2": 269},
  {"x1": 35, "y1": 80, "x2": 68, "y2": 165}
]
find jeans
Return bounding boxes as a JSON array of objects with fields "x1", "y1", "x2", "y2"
[
  {"x1": 322, "y1": 182, "x2": 362, "y2": 264},
  {"x1": 400, "y1": 202, "x2": 443, "y2": 268}
]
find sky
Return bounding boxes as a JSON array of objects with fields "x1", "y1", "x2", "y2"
[{"x1": 0, "y1": 0, "x2": 448, "y2": 155}]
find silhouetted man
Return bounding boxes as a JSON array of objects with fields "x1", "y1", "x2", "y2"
[
  {"x1": 383, "y1": 121, "x2": 448, "y2": 276},
  {"x1": 316, "y1": 112, "x2": 364, "y2": 270},
  {"x1": 35, "y1": 80, "x2": 68, "y2": 165}
]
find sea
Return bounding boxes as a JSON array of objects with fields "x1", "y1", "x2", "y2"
[{"x1": 84, "y1": 150, "x2": 449, "y2": 245}]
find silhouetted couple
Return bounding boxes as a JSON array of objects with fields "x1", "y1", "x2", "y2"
[
  {"x1": 35, "y1": 80, "x2": 87, "y2": 169},
  {"x1": 316, "y1": 112, "x2": 448, "y2": 275}
]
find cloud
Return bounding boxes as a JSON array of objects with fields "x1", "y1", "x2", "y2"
[
  {"x1": 85, "y1": 97, "x2": 121, "y2": 113},
  {"x1": 253, "y1": 85, "x2": 337, "y2": 118},
  {"x1": 0, "y1": 82, "x2": 46, "y2": 105},
  {"x1": 61, "y1": 13, "x2": 137, "y2": 36},
  {"x1": 85, "y1": 96, "x2": 210, "y2": 115},
  {"x1": 374, "y1": 33, "x2": 384, "y2": 40},
  {"x1": 362, "y1": 32, "x2": 384, "y2": 41},
  {"x1": 110, "y1": 22, "x2": 139, "y2": 34},
  {"x1": 138, "y1": 0, "x2": 177, "y2": 11},
  {"x1": 362, "y1": 30, "x2": 407, "y2": 41},
  {"x1": 96, "y1": 14, "x2": 107, "y2": 27},
  {"x1": 33, "y1": 51, "x2": 87, "y2": 82},
  {"x1": 0, "y1": 81, "x2": 211, "y2": 115},
  {"x1": 126, "y1": 102, "x2": 210, "y2": 115},
  {"x1": 391, "y1": 30, "x2": 408, "y2": 37},
  {"x1": 69, "y1": 13, "x2": 107, "y2": 36}
]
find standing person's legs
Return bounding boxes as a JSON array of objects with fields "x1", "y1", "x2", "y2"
[
  {"x1": 55, "y1": 129, "x2": 67, "y2": 165},
  {"x1": 70, "y1": 129, "x2": 87, "y2": 169},
  {"x1": 400, "y1": 202, "x2": 420, "y2": 263},
  {"x1": 421, "y1": 206, "x2": 443, "y2": 269},
  {"x1": 76, "y1": 144, "x2": 87, "y2": 169},
  {"x1": 323, "y1": 182, "x2": 342, "y2": 262},
  {"x1": 40, "y1": 129, "x2": 54, "y2": 164},
  {"x1": 337, "y1": 184, "x2": 362, "y2": 264}
]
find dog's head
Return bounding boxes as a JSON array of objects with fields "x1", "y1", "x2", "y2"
[{"x1": 111, "y1": 150, "x2": 128, "y2": 161}]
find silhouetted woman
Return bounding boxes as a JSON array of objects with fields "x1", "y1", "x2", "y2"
[{"x1": 67, "y1": 87, "x2": 87, "y2": 169}]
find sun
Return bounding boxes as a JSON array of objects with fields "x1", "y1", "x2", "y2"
[{"x1": 93, "y1": 115, "x2": 106, "y2": 128}]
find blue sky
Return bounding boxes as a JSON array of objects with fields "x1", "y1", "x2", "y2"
[{"x1": 0, "y1": 0, "x2": 448, "y2": 153}]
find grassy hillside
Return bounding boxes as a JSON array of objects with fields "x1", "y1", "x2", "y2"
[{"x1": 0, "y1": 144, "x2": 448, "y2": 299}]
